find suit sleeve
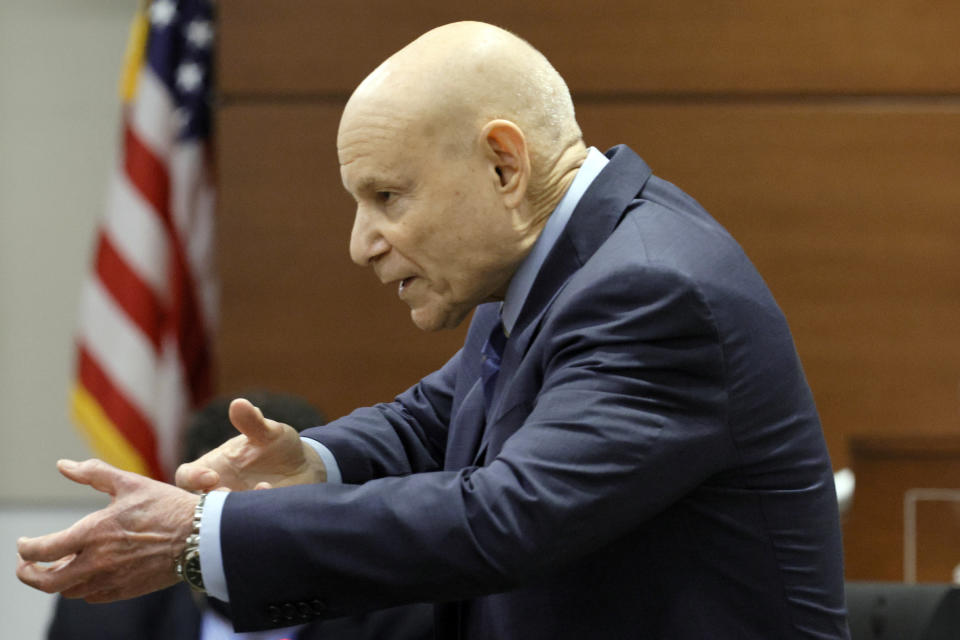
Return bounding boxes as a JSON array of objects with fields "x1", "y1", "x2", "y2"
[
  {"x1": 299, "y1": 347, "x2": 463, "y2": 483},
  {"x1": 221, "y1": 266, "x2": 734, "y2": 632}
]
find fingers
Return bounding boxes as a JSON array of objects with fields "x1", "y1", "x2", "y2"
[
  {"x1": 229, "y1": 398, "x2": 280, "y2": 445},
  {"x1": 24, "y1": 552, "x2": 115, "y2": 601},
  {"x1": 17, "y1": 551, "x2": 85, "y2": 594},
  {"x1": 175, "y1": 462, "x2": 219, "y2": 492},
  {"x1": 57, "y1": 459, "x2": 127, "y2": 496},
  {"x1": 18, "y1": 525, "x2": 84, "y2": 564}
]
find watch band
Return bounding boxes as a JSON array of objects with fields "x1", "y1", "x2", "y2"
[{"x1": 175, "y1": 493, "x2": 207, "y2": 593}]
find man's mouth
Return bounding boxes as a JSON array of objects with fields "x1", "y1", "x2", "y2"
[{"x1": 398, "y1": 277, "x2": 415, "y2": 295}]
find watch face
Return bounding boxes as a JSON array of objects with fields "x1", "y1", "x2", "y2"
[{"x1": 184, "y1": 550, "x2": 204, "y2": 590}]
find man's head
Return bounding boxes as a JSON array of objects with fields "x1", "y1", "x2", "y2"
[{"x1": 338, "y1": 21, "x2": 587, "y2": 331}]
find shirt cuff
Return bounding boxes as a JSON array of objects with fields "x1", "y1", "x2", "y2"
[
  {"x1": 198, "y1": 438, "x2": 341, "y2": 602},
  {"x1": 302, "y1": 436, "x2": 342, "y2": 484},
  {"x1": 198, "y1": 489, "x2": 229, "y2": 601}
]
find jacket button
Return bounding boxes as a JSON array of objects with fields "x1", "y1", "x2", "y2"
[
  {"x1": 267, "y1": 604, "x2": 282, "y2": 624},
  {"x1": 310, "y1": 598, "x2": 327, "y2": 614},
  {"x1": 298, "y1": 601, "x2": 312, "y2": 618},
  {"x1": 282, "y1": 602, "x2": 297, "y2": 620}
]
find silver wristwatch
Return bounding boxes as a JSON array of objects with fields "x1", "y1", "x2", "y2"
[{"x1": 175, "y1": 493, "x2": 206, "y2": 593}]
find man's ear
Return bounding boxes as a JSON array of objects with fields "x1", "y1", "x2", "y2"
[{"x1": 481, "y1": 119, "x2": 530, "y2": 208}]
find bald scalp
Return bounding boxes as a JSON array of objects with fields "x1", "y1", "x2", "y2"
[{"x1": 341, "y1": 22, "x2": 586, "y2": 213}]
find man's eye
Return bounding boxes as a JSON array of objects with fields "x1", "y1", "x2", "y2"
[{"x1": 376, "y1": 191, "x2": 393, "y2": 203}]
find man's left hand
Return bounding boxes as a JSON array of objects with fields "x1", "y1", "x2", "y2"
[{"x1": 16, "y1": 458, "x2": 200, "y2": 603}]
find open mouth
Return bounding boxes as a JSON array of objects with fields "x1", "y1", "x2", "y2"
[{"x1": 398, "y1": 276, "x2": 415, "y2": 295}]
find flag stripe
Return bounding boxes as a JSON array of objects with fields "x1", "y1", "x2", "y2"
[
  {"x1": 128, "y1": 67, "x2": 175, "y2": 156},
  {"x1": 123, "y1": 121, "x2": 170, "y2": 223},
  {"x1": 151, "y1": 339, "x2": 191, "y2": 471},
  {"x1": 78, "y1": 277, "x2": 159, "y2": 417},
  {"x1": 169, "y1": 258, "x2": 212, "y2": 405},
  {"x1": 76, "y1": 345, "x2": 163, "y2": 479},
  {"x1": 170, "y1": 143, "x2": 217, "y2": 328},
  {"x1": 124, "y1": 120, "x2": 212, "y2": 405},
  {"x1": 104, "y1": 172, "x2": 170, "y2": 300},
  {"x1": 70, "y1": 385, "x2": 151, "y2": 477},
  {"x1": 94, "y1": 233, "x2": 164, "y2": 352}
]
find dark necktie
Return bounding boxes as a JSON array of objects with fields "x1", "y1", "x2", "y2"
[{"x1": 481, "y1": 320, "x2": 507, "y2": 410}]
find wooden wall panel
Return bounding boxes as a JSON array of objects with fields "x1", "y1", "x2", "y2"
[{"x1": 218, "y1": 0, "x2": 960, "y2": 96}]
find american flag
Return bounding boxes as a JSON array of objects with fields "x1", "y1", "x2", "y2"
[{"x1": 70, "y1": 0, "x2": 217, "y2": 480}]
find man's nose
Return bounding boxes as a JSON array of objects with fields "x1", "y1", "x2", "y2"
[{"x1": 349, "y1": 208, "x2": 390, "y2": 266}]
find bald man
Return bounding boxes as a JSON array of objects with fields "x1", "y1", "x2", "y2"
[{"x1": 18, "y1": 22, "x2": 849, "y2": 639}]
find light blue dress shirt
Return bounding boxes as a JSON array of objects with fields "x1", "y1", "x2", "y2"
[{"x1": 199, "y1": 147, "x2": 609, "y2": 603}]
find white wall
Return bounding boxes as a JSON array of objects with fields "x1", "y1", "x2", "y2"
[{"x1": 1, "y1": 1, "x2": 134, "y2": 637}]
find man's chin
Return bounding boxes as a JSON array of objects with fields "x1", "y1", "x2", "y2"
[{"x1": 410, "y1": 305, "x2": 469, "y2": 332}]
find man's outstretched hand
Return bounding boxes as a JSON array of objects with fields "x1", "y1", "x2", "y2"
[
  {"x1": 175, "y1": 398, "x2": 326, "y2": 493},
  {"x1": 17, "y1": 398, "x2": 325, "y2": 601},
  {"x1": 17, "y1": 459, "x2": 199, "y2": 602}
]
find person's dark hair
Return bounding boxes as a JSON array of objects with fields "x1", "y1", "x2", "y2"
[{"x1": 181, "y1": 391, "x2": 326, "y2": 463}]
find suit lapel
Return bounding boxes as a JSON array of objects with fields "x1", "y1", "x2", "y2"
[
  {"x1": 445, "y1": 305, "x2": 499, "y2": 470},
  {"x1": 477, "y1": 146, "x2": 653, "y2": 462},
  {"x1": 510, "y1": 145, "x2": 652, "y2": 338},
  {"x1": 461, "y1": 146, "x2": 654, "y2": 467}
]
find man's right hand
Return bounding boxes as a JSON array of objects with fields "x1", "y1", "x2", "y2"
[{"x1": 175, "y1": 398, "x2": 327, "y2": 492}]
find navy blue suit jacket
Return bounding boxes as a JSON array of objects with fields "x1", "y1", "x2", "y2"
[
  {"x1": 47, "y1": 585, "x2": 432, "y2": 640},
  {"x1": 221, "y1": 146, "x2": 849, "y2": 639}
]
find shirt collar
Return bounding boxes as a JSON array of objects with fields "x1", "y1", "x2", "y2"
[{"x1": 500, "y1": 147, "x2": 609, "y2": 336}]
